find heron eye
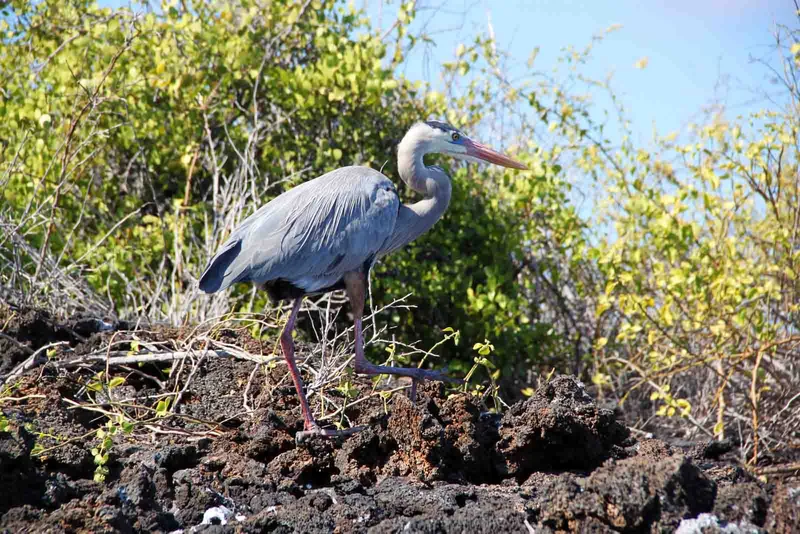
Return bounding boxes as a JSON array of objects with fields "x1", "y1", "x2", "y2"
[{"x1": 451, "y1": 132, "x2": 460, "y2": 142}]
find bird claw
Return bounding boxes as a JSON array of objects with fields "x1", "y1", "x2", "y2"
[
  {"x1": 295, "y1": 424, "x2": 366, "y2": 445},
  {"x1": 418, "y1": 369, "x2": 460, "y2": 384},
  {"x1": 356, "y1": 361, "x2": 459, "y2": 385}
]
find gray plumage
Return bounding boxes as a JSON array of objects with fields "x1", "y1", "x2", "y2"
[
  {"x1": 197, "y1": 120, "x2": 527, "y2": 439},
  {"x1": 199, "y1": 167, "x2": 398, "y2": 298},
  {"x1": 199, "y1": 120, "x2": 526, "y2": 303}
]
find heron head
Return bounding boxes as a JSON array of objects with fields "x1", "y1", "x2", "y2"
[{"x1": 419, "y1": 120, "x2": 528, "y2": 170}]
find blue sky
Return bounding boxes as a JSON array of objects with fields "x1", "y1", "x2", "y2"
[
  {"x1": 38, "y1": 0, "x2": 796, "y2": 142},
  {"x1": 11, "y1": 0, "x2": 794, "y2": 145},
  {"x1": 367, "y1": 0, "x2": 795, "y2": 145}
]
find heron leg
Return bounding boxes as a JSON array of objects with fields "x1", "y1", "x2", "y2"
[
  {"x1": 279, "y1": 298, "x2": 317, "y2": 431},
  {"x1": 280, "y1": 297, "x2": 367, "y2": 442},
  {"x1": 345, "y1": 272, "x2": 457, "y2": 401}
]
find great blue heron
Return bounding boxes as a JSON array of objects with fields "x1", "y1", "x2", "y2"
[{"x1": 199, "y1": 121, "x2": 527, "y2": 439}]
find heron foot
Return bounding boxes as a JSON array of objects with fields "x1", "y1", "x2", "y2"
[
  {"x1": 295, "y1": 424, "x2": 366, "y2": 444},
  {"x1": 354, "y1": 361, "x2": 459, "y2": 402},
  {"x1": 355, "y1": 362, "x2": 458, "y2": 383}
]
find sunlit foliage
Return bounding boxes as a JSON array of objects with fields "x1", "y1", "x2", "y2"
[{"x1": 2, "y1": 0, "x2": 799, "y2": 457}]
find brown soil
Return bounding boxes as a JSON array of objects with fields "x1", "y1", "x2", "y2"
[{"x1": 1, "y1": 305, "x2": 798, "y2": 533}]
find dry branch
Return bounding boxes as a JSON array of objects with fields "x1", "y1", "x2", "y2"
[{"x1": 0, "y1": 346, "x2": 281, "y2": 387}]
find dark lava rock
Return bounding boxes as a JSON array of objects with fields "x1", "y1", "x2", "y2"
[
  {"x1": 765, "y1": 482, "x2": 800, "y2": 533},
  {"x1": 702, "y1": 438, "x2": 736, "y2": 460},
  {"x1": 496, "y1": 375, "x2": 631, "y2": 478},
  {"x1": 704, "y1": 464, "x2": 770, "y2": 527},
  {"x1": 267, "y1": 438, "x2": 337, "y2": 487},
  {"x1": 0, "y1": 423, "x2": 34, "y2": 468},
  {"x1": 384, "y1": 394, "x2": 450, "y2": 482},
  {"x1": 714, "y1": 481, "x2": 769, "y2": 527},
  {"x1": 3, "y1": 309, "x2": 800, "y2": 534},
  {"x1": 0, "y1": 305, "x2": 117, "y2": 376},
  {"x1": 0, "y1": 307, "x2": 72, "y2": 375},
  {"x1": 335, "y1": 426, "x2": 394, "y2": 487},
  {"x1": 334, "y1": 392, "x2": 500, "y2": 484},
  {"x1": 337, "y1": 377, "x2": 629, "y2": 485},
  {"x1": 438, "y1": 393, "x2": 501, "y2": 483},
  {"x1": 152, "y1": 444, "x2": 198, "y2": 472},
  {"x1": 528, "y1": 454, "x2": 716, "y2": 531},
  {"x1": 0, "y1": 425, "x2": 42, "y2": 514},
  {"x1": 244, "y1": 410, "x2": 294, "y2": 464}
]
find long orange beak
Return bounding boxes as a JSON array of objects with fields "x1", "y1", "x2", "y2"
[{"x1": 465, "y1": 140, "x2": 528, "y2": 170}]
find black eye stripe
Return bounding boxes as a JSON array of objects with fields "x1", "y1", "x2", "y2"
[
  {"x1": 425, "y1": 120, "x2": 465, "y2": 138},
  {"x1": 425, "y1": 120, "x2": 456, "y2": 132}
]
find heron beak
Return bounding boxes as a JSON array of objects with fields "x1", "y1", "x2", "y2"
[{"x1": 465, "y1": 139, "x2": 528, "y2": 170}]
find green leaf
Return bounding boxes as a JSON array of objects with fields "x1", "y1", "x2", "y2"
[{"x1": 107, "y1": 376, "x2": 125, "y2": 389}]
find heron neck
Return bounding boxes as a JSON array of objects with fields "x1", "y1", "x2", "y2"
[{"x1": 382, "y1": 140, "x2": 452, "y2": 254}]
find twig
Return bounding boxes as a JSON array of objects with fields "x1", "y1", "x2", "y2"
[
  {"x1": 55, "y1": 349, "x2": 280, "y2": 368},
  {"x1": 755, "y1": 463, "x2": 800, "y2": 476},
  {"x1": 317, "y1": 385, "x2": 408, "y2": 422},
  {"x1": 0, "y1": 395, "x2": 47, "y2": 403},
  {"x1": 64, "y1": 205, "x2": 147, "y2": 272},
  {"x1": 750, "y1": 348, "x2": 764, "y2": 465},
  {"x1": 65, "y1": 397, "x2": 204, "y2": 421},
  {"x1": 171, "y1": 345, "x2": 208, "y2": 414},
  {"x1": 2, "y1": 346, "x2": 281, "y2": 384},
  {"x1": 33, "y1": 30, "x2": 137, "y2": 285},
  {"x1": 608, "y1": 356, "x2": 715, "y2": 439},
  {"x1": 142, "y1": 424, "x2": 223, "y2": 439},
  {"x1": 0, "y1": 341, "x2": 70, "y2": 387},
  {"x1": 627, "y1": 426, "x2": 655, "y2": 438},
  {"x1": 524, "y1": 518, "x2": 536, "y2": 534},
  {"x1": 242, "y1": 363, "x2": 261, "y2": 413},
  {"x1": 775, "y1": 390, "x2": 800, "y2": 420},
  {"x1": 118, "y1": 365, "x2": 166, "y2": 389}
]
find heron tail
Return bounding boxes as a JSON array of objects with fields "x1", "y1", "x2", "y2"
[{"x1": 198, "y1": 239, "x2": 243, "y2": 293}]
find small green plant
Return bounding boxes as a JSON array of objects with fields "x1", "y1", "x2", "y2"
[
  {"x1": 463, "y1": 339, "x2": 504, "y2": 412},
  {"x1": 335, "y1": 381, "x2": 359, "y2": 401},
  {"x1": 91, "y1": 415, "x2": 134, "y2": 483},
  {"x1": 127, "y1": 340, "x2": 140, "y2": 356},
  {"x1": 383, "y1": 340, "x2": 409, "y2": 366},
  {"x1": 417, "y1": 327, "x2": 461, "y2": 370},
  {"x1": 379, "y1": 390, "x2": 393, "y2": 415},
  {"x1": 154, "y1": 396, "x2": 173, "y2": 418},
  {"x1": 31, "y1": 442, "x2": 47, "y2": 457},
  {"x1": 649, "y1": 385, "x2": 691, "y2": 418},
  {"x1": 83, "y1": 370, "x2": 137, "y2": 483},
  {"x1": 24, "y1": 422, "x2": 68, "y2": 461},
  {"x1": 86, "y1": 371, "x2": 126, "y2": 394},
  {"x1": 1, "y1": 381, "x2": 21, "y2": 399},
  {"x1": 91, "y1": 427, "x2": 113, "y2": 483}
]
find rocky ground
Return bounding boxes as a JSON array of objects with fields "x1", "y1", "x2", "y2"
[{"x1": 1, "y1": 306, "x2": 799, "y2": 533}]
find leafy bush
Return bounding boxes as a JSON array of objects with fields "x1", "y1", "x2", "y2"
[
  {"x1": 0, "y1": 0, "x2": 425, "y2": 318},
  {"x1": 0, "y1": 0, "x2": 569, "y2": 378},
  {"x1": 3, "y1": 0, "x2": 799, "y2": 460},
  {"x1": 540, "y1": 25, "x2": 800, "y2": 460}
]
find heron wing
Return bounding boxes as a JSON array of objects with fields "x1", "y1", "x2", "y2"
[{"x1": 199, "y1": 166, "x2": 399, "y2": 294}]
